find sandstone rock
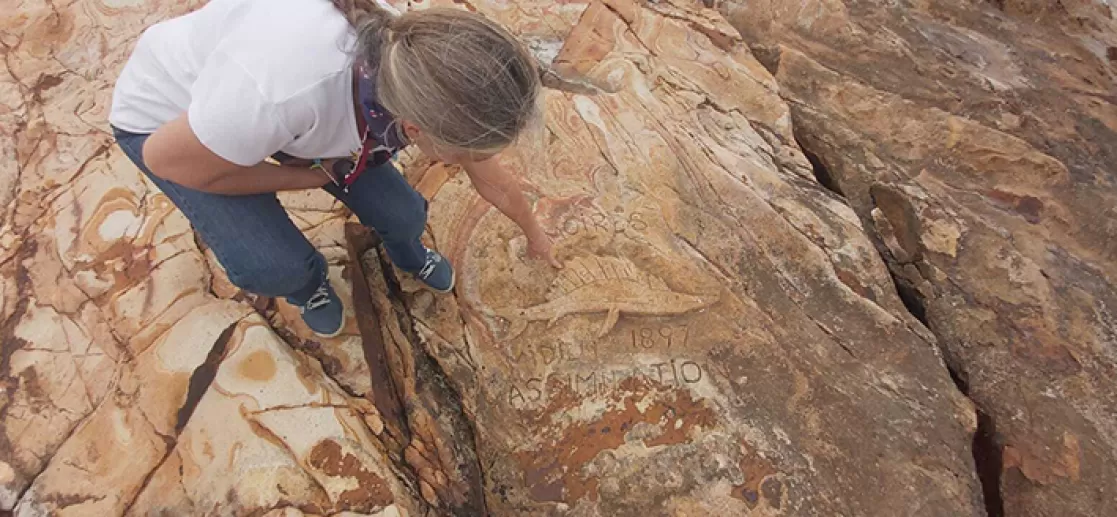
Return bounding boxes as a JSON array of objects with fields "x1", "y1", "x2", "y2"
[
  {"x1": 373, "y1": 0, "x2": 983, "y2": 514},
  {"x1": 16, "y1": 301, "x2": 251, "y2": 516},
  {"x1": 723, "y1": 0, "x2": 1117, "y2": 515},
  {"x1": 16, "y1": 0, "x2": 1104, "y2": 514},
  {"x1": 1, "y1": 0, "x2": 421, "y2": 513},
  {"x1": 990, "y1": 0, "x2": 1117, "y2": 65},
  {"x1": 123, "y1": 315, "x2": 417, "y2": 516}
]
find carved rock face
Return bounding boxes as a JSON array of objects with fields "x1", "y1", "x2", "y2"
[
  {"x1": 723, "y1": 0, "x2": 1117, "y2": 515},
  {"x1": 391, "y1": 0, "x2": 981, "y2": 514},
  {"x1": 2, "y1": 0, "x2": 1109, "y2": 516}
]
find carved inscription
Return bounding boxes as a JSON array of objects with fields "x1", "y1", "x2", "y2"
[
  {"x1": 507, "y1": 325, "x2": 690, "y2": 367},
  {"x1": 631, "y1": 325, "x2": 689, "y2": 350},
  {"x1": 502, "y1": 325, "x2": 706, "y2": 409},
  {"x1": 508, "y1": 339, "x2": 599, "y2": 368},
  {"x1": 554, "y1": 210, "x2": 648, "y2": 239},
  {"x1": 506, "y1": 360, "x2": 707, "y2": 409}
]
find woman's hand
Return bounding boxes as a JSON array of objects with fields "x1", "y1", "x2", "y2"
[
  {"x1": 461, "y1": 158, "x2": 564, "y2": 269},
  {"x1": 526, "y1": 231, "x2": 562, "y2": 268}
]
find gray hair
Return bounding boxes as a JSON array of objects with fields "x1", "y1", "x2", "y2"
[{"x1": 334, "y1": 1, "x2": 542, "y2": 153}]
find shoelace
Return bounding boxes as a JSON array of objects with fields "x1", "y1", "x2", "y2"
[
  {"x1": 418, "y1": 252, "x2": 440, "y2": 280},
  {"x1": 301, "y1": 284, "x2": 332, "y2": 313}
]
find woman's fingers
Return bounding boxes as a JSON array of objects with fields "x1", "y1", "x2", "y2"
[
  {"x1": 546, "y1": 248, "x2": 563, "y2": 269},
  {"x1": 527, "y1": 235, "x2": 563, "y2": 269}
]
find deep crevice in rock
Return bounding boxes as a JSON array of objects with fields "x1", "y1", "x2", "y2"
[
  {"x1": 885, "y1": 261, "x2": 1005, "y2": 517},
  {"x1": 885, "y1": 266, "x2": 1005, "y2": 517},
  {"x1": 794, "y1": 135, "x2": 845, "y2": 197},
  {"x1": 176, "y1": 320, "x2": 238, "y2": 433},
  {"x1": 890, "y1": 275, "x2": 929, "y2": 326},
  {"x1": 344, "y1": 223, "x2": 486, "y2": 515},
  {"x1": 371, "y1": 246, "x2": 489, "y2": 517},
  {"x1": 789, "y1": 125, "x2": 1004, "y2": 517},
  {"x1": 946, "y1": 362, "x2": 1005, "y2": 517},
  {"x1": 972, "y1": 409, "x2": 1006, "y2": 517}
]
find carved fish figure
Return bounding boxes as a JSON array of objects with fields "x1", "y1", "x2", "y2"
[{"x1": 495, "y1": 256, "x2": 717, "y2": 339}]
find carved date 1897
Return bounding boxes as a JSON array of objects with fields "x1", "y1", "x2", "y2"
[{"x1": 632, "y1": 325, "x2": 689, "y2": 350}]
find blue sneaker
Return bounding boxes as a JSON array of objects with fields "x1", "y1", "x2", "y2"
[
  {"x1": 416, "y1": 248, "x2": 455, "y2": 293},
  {"x1": 296, "y1": 279, "x2": 346, "y2": 338}
]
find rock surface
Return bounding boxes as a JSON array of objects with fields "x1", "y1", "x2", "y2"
[
  {"x1": 392, "y1": 0, "x2": 982, "y2": 514},
  {"x1": 0, "y1": 0, "x2": 1110, "y2": 516},
  {"x1": 1, "y1": 2, "x2": 419, "y2": 514},
  {"x1": 722, "y1": 0, "x2": 1117, "y2": 515}
]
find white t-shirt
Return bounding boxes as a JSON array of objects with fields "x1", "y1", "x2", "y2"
[{"x1": 109, "y1": 0, "x2": 365, "y2": 166}]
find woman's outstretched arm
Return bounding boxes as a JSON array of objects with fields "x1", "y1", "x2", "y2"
[
  {"x1": 143, "y1": 113, "x2": 330, "y2": 195},
  {"x1": 461, "y1": 157, "x2": 561, "y2": 268}
]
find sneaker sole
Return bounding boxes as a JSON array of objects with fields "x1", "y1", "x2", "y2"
[{"x1": 311, "y1": 310, "x2": 347, "y2": 339}]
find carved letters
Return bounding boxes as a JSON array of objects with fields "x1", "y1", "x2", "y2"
[{"x1": 501, "y1": 325, "x2": 706, "y2": 409}]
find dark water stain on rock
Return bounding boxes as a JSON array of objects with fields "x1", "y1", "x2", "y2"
[
  {"x1": 761, "y1": 476, "x2": 784, "y2": 509},
  {"x1": 730, "y1": 447, "x2": 777, "y2": 509},
  {"x1": 307, "y1": 439, "x2": 394, "y2": 512},
  {"x1": 515, "y1": 378, "x2": 717, "y2": 504}
]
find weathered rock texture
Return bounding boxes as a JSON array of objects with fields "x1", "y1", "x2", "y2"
[
  {"x1": 988, "y1": 0, "x2": 1117, "y2": 64},
  {"x1": 722, "y1": 0, "x2": 1117, "y2": 515},
  {"x1": 393, "y1": 0, "x2": 983, "y2": 514},
  {"x1": 1, "y1": 0, "x2": 1110, "y2": 516},
  {"x1": 1, "y1": 2, "x2": 421, "y2": 515}
]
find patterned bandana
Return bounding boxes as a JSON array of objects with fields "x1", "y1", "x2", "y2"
[{"x1": 339, "y1": 64, "x2": 408, "y2": 190}]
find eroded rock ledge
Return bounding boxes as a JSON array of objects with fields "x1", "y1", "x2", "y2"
[{"x1": 722, "y1": 0, "x2": 1117, "y2": 515}]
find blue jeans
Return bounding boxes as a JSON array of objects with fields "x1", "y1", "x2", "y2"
[{"x1": 112, "y1": 127, "x2": 428, "y2": 305}]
